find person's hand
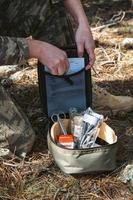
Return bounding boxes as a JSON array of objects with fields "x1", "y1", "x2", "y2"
[
  {"x1": 75, "y1": 23, "x2": 95, "y2": 69},
  {"x1": 27, "y1": 39, "x2": 69, "y2": 75}
]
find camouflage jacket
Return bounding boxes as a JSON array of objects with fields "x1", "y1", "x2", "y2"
[{"x1": 0, "y1": 0, "x2": 63, "y2": 65}]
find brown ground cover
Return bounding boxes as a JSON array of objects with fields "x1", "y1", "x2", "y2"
[{"x1": 0, "y1": 0, "x2": 132, "y2": 199}]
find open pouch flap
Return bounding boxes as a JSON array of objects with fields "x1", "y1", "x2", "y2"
[
  {"x1": 38, "y1": 47, "x2": 92, "y2": 117},
  {"x1": 42, "y1": 57, "x2": 91, "y2": 116}
]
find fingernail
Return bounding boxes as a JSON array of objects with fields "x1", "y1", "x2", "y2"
[{"x1": 86, "y1": 65, "x2": 91, "y2": 70}]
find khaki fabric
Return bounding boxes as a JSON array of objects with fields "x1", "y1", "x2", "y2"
[
  {"x1": 48, "y1": 135, "x2": 117, "y2": 174},
  {"x1": 48, "y1": 120, "x2": 118, "y2": 174}
]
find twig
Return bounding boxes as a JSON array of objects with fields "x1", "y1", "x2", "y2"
[
  {"x1": 92, "y1": 11, "x2": 125, "y2": 31},
  {"x1": 100, "y1": 188, "x2": 112, "y2": 200},
  {"x1": 53, "y1": 188, "x2": 60, "y2": 200},
  {"x1": 91, "y1": 66, "x2": 100, "y2": 77},
  {"x1": 0, "y1": 195, "x2": 11, "y2": 200},
  {"x1": 99, "y1": 46, "x2": 111, "y2": 61},
  {"x1": 3, "y1": 162, "x2": 20, "y2": 167},
  {"x1": 109, "y1": 11, "x2": 125, "y2": 23},
  {"x1": 92, "y1": 22, "x2": 118, "y2": 31},
  {"x1": 105, "y1": 162, "x2": 128, "y2": 178},
  {"x1": 88, "y1": 192, "x2": 102, "y2": 199},
  {"x1": 100, "y1": 61, "x2": 115, "y2": 66}
]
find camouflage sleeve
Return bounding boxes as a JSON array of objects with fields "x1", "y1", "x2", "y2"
[{"x1": 0, "y1": 36, "x2": 29, "y2": 65}]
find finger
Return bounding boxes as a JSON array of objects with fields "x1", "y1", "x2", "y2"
[
  {"x1": 77, "y1": 41, "x2": 84, "y2": 57},
  {"x1": 86, "y1": 51, "x2": 95, "y2": 69},
  {"x1": 51, "y1": 66, "x2": 58, "y2": 75},
  {"x1": 57, "y1": 59, "x2": 67, "y2": 75},
  {"x1": 62, "y1": 52, "x2": 69, "y2": 71},
  {"x1": 85, "y1": 42, "x2": 95, "y2": 69},
  {"x1": 58, "y1": 55, "x2": 69, "y2": 75},
  {"x1": 61, "y1": 51, "x2": 69, "y2": 72},
  {"x1": 64, "y1": 57, "x2": 69, "y2": 72}
]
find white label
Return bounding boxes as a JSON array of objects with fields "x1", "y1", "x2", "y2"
[
  {"x1": 83, "y1": 114, "x2": 98, "y2": 126},
  {"x1": 59, "y1": 142, "x2": 74, "y2": 149},
  {"x1": 67, "y1": 58, "x2": 85, "y2": 74},
  {"x1": 74, "y1": 125, "x2": 83, "y2": 138}
]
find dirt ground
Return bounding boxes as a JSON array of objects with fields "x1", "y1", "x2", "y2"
[{"x1": 0, "y1": 0, "x2": 133, "y2": 199}]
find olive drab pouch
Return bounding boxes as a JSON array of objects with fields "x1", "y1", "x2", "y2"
[
  {"x1": 48, "y1": 120, "x2": 117, "y2": 174},
  {"x1": 38, "y1": 47, "x2": 118, "y2": 174}
]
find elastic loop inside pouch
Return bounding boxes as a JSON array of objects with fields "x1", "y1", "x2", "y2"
[
  {"x1": 43, "y1": 67, "x2": 85, "y2": 77},
  {"x1": 43, "y1": 67, "x2": 86, "y2": 86}
]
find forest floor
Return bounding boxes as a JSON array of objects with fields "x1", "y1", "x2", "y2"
[{"x1": 0, "y1": 0, "x2": 133, "y2": 199}]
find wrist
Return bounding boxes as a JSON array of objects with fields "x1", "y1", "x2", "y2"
[
  {"x1": 78, "y1": 21, "x2": 92, "y2": 35},
  {"x1": 26, "y1": 38, "x2": 42, "y2": 59},
  {"x1": 78, "y1": 15, "x2": 90, "y2": 28}
]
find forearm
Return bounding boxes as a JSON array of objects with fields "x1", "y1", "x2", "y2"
[
  {"x1": 64, "y1": 0, "x2": 95, "y2": 68},
  {"x1": 0, "y1": 36, "x2": 29, "y2": 65},
  {"x1": 64, "y1": 0, "x2": 89, "y2": 27}
]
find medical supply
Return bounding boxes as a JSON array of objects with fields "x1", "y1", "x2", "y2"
[{"x1": 51, "y1": 112, "x2": 74, "y2": 149}]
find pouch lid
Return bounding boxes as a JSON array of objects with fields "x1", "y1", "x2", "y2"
[{"x1": 38, "y1": 47, "x2": 92, "y2": 117}]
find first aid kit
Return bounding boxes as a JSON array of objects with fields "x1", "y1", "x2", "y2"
[{"x1": 38, "y1": 46, "x2": 118, "y2": 174}]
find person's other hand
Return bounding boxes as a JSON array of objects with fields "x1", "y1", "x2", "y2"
[
  {"x1": 27, "y1": 39, "x2": 69, "y2": 75},
  {"x1": 75, "y1": 23, "x2": 95, "y2": 69}
]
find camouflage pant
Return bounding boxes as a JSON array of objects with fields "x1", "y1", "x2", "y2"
[
  {"x1": 0, "y1": 85, "x2": 35, "y2": 157},
  {"x1": 0, "y1": 0, "x2": 74, "y2": 47},
  {"x1": 0, "y1": 0, "x2": 75, "y2": 157}
]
